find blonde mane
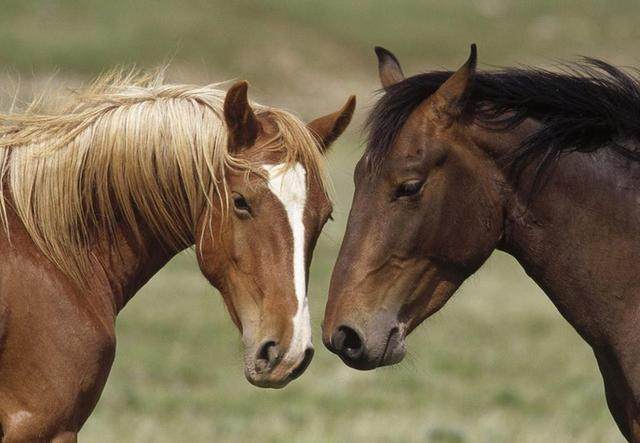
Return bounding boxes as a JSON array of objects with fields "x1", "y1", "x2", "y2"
[{"x1": 0, "y1": 69, "x2": 331, "y2": 286}]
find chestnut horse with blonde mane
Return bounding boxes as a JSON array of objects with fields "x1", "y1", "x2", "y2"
[
  {"x1": 0, "y1": 71, "x2": 355, "y2": 441},
  {"x1": 324, "y1": 45, "x2": 640, "y2": 441}
]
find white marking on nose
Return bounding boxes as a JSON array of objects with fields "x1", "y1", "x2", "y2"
[{"x1": 263, "y1": 162, "x2": 312, "y2": 360}]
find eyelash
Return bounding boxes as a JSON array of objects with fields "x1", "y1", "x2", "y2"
[
  {"x1": 395, "y1": 180, "x2": 424, "y2": 198},
  {"x1": 233, "y1": 194, "x2": 251, "y2": 213}
]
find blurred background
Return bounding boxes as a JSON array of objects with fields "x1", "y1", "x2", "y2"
[{"x1": 2, "y1": 1, "x2": 638, "y2": 441}]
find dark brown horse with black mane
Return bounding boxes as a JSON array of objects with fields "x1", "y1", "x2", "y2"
[{"x1": 323, "y1": 44, "x2": 640, "y2": 441}]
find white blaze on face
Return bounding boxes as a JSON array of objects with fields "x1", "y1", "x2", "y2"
[{"x1": 263, "y1": 162, "x2": 312, "y2": 360}]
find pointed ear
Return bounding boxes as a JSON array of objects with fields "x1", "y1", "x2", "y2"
[
  {"x1": 224, "y1": 80, "x2": 261, "y2": 153},
  {"x1": 375, "y1": 46, "x2": 405, "y2": 89},
  {"x1": 307, "y1": 95, "x2": 356, "y2": 152},
  {"x1": 428, "y1": 44, "x2": 477, "y2": 120}
]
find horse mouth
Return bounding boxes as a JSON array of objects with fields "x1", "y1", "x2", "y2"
[
  {"x1": 378, "y1": 326, "x2": 406, "y2": 368},
  {"x1": 245, "y1": 347, "x2": 315, "y2": 388},
  {"x1": 289, "y1": 347, "x2": 314, "y2": 380}
]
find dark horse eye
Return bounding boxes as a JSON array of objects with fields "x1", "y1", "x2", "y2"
[
  {"x1": 233, "y1": 194, "x2": 251, "y2": 214},
  {"x1": 395, "y1": 179, "x2": 424, "y2": 198}
]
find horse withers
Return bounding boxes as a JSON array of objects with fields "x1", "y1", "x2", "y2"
[
  {"x1": 323, "y1": 45, "x2": 640, "y2": 441},
  {"x1": 0, "y1": 72, "x2": 355, "y2": 441}
]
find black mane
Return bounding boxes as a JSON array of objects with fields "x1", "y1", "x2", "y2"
[{"x1": 365, "y1": 59, "x2": 640, "y2": 179}]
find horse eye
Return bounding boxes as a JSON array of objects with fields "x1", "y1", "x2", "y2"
[
  {"x1": 233, "y1": 194, "x2": 251, "y2": 214},
  {"x1": 395, "y1": 180, "x2": 424, "y2": 198}
]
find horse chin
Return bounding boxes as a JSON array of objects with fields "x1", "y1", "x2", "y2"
[{"x1": 244, "y1": 369, "x2": 292, "y2": 389}]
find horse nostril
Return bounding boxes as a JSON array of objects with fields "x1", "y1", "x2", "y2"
[
  {"x1": 334, "y1": 325, "x2": 364, "y2": 361},
  {"x1": 255, "y1": 340, "x2": 280, "y2": 373}
]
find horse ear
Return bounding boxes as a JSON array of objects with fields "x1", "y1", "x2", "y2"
[
  {"x1": 307, "y1": 95, "x2": 356, "y2": 152},
  {"x1": 375, "y1": 46, "x2": 405, "y2": 89},
  {"x1": 428, "y1": 44, "x2": 477, "y2": 120},
  {"x1": 224, "y1": 81, "x2": 261, "y2": 153}
]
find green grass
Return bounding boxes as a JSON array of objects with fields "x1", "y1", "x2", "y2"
[
  {"x1": 2, "y1": 1, "x2": 636, "y2": 441},
  {"x1": 3, "y1": 0, "x2": 640, "y2": 80}
]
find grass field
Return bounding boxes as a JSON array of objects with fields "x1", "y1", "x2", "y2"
[{"x1": 2, "y1": 1, "x2": 638, "y2": 441}]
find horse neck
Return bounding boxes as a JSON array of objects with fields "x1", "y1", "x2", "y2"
[
  {"x1": 473, "y1": 120, "x2": 640, "y2": 348},
  {"x1": 90, "y1": 221, "x2": 185, "y2": 312}
]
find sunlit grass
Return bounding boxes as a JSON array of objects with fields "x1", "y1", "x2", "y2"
[{"x1": 3, "y1": 0, "x2": 640, "y2": 78}]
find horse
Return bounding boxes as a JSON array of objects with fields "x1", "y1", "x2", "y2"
[
  {"x1": 322, "y1": 44, "x2": 640, "y2": 441},
  {"x1": 0, "y1": 70, "x2": 355, "y2": 442}
]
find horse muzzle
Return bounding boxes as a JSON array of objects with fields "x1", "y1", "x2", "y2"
[
  {"x1": 324, "y1": 321, "x2": 406, "y2": 370},
  {"x1": 244, "y1": 339, "x2": 315, "y2": 388}
]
